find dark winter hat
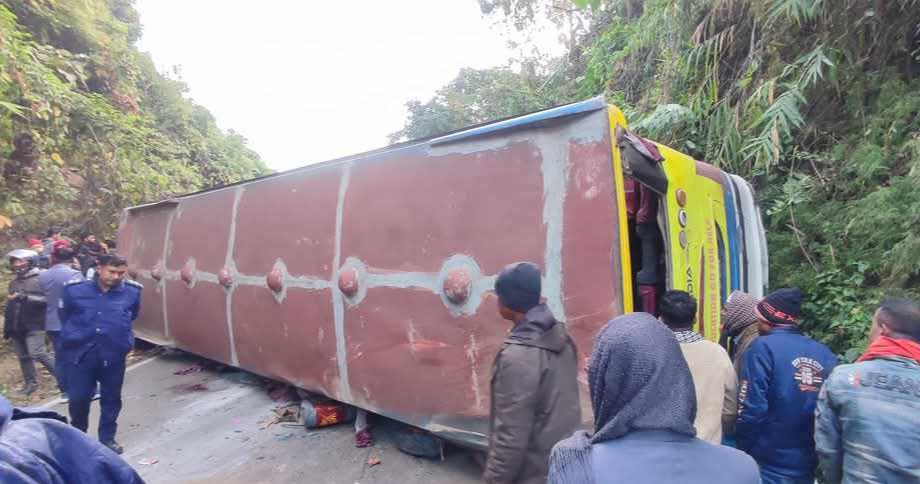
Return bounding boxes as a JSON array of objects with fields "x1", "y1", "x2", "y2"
[
  {"x1": 757, "y1": 287, "x2": 803, "y2": 325},
  {"x1": 494, "y1": 262, "x2": 542, "y2": 313}
]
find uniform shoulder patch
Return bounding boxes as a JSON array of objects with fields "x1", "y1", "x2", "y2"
[
  {"x1": 64, "y1": 278, "x2": 85, "y2": 286},
  {"x1": 125, "y1": 279, "x2": 144, "y2": 290}
]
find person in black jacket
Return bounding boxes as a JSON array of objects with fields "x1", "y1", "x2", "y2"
[
  {"x1": 76, "y1": 232, "x2": 106, "y2": 277},
  {"x1": 4, "y1": 249, "x2": 57, "y2": 395}
]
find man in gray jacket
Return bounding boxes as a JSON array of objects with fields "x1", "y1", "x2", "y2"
[
  {"x1": 4, "y1": 249, "x2": 56, "y2": 395},
  {"x1": 816, "y1": 298, "x2": 920, "y2": 483},
  {"x1": 483, "y1": 262, "x2": 581, "y2": 484},
  {"x1": 38, "y1": 246, "x2": 83, "y2": 397}
]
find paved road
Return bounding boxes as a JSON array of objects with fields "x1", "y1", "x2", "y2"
[{"x1": 45, "y1": 351, "x2": 482, "y2": 484}]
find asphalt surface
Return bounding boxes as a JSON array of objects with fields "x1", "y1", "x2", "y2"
[{"x1": 44, "y1": 350, "x2": 482, "y2": 484}]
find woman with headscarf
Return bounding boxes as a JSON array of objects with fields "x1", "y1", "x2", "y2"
[
  {"x1": 547, "y1": 313, "x2": 759, "y2": 484},
  {"x1": 721, "y1": 290, "x2": 760, "y2": 376}
]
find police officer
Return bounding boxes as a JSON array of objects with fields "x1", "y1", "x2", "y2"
[{"x1": 59, "y1": 253, "x2": 141, "y2": 455}]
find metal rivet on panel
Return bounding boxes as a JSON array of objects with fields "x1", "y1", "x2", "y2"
[
  {"x1": 443, "y1": 268, "x2": 472, "y2": 304},
  {"x1": 338, "y1": 267, "x2": 359, "y2": 297},
  {"x1": 180, "y1": 260, "x2": 195, "y2": 286},
  {"x1": 218, "y1": 268, "x2": 233, "y2": 288},
  {"x1": 267, "y1": 268, "x2": 284, "y2": 292},
  {"x1": 436, "y1": 254, "x2": 485, "y2": 316}
]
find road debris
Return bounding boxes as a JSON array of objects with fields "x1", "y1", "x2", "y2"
[
  {"x1": 138, "y1": 457, "x2": 159, "y2": 466},
  {"x1": 367, "y1": 456, "x2": 381, "y2": 467},
  {"x1": 173, "y1": 364, "x2": 204, "y2": 376},
  {"x1": 258, "y1": 402, "x2": 300, "y2": 429},
  {"x1": 300, "y1": 393, "x2": 356, "y2": 429}
]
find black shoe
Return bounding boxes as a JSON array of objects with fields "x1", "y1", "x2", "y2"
[{"x1": 102, "y1": 440, "x2": 124, "y2": 455}]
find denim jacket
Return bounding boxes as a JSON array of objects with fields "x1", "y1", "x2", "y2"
[{"x1": 815, "y1": 356, "x2": 920, "y2": 484}]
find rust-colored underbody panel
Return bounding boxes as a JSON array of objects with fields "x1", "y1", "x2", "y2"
[{"x1": 118, "y1": 98, "x2": 625, "y2": 448}]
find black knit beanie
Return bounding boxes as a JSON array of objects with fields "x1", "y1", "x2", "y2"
[
  {"x1": 757, "y1": 287, "x2": 803, "y2": 325},
  {"x1": 494, "y1": 262, "x2": 541, "y2": 313}
]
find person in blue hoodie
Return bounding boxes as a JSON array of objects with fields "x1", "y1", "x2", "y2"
[
  {"x1": 736, "y1": 287, "x2": 837, "y2": 484},
  {"x1": 0, "y1": 395, "x2": 143, "y2": 483}
]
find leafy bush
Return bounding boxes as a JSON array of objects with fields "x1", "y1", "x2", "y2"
[{"x1": 0, "y1": 1, "x2": 269, "y2": 239}]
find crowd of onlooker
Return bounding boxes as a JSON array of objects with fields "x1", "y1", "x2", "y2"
[
  {"x1": 4, "y1": 226, "x2": 114, "y2": 396},
  {"x1": 483, "y1": 262, "x2": 920, "y2": 484},
  {"x1": 3, "y1": 244, "x2": 919, "y2": 483},
  {"x1": 23, "y1": 227, "x2": 114, "y2": 277},
  {"x1": 2, "y1": 227, "x2": 145, "y2": 483}
]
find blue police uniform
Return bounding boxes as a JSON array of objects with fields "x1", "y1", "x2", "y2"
[{"x1": 58, "y1": 277, "x2": 141, "y2": 445}]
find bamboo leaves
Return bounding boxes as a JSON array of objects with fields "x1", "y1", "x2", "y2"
[
  {"x1": 743, "y1": 84, "x2": 806, "y2": 169},
  {"x1": 766, "y1": 0, "x2": 822, "y2": 26},
  {"x1": 0, "y1": 100, "x2": 26, "y2": 117},
  {"x1": 791, "y1": 45, "x2": 835, "y2": 89}
]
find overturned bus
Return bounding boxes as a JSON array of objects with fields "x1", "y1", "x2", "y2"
[{"x1": 117, "y1": 96, "x2": 767, "y2": 448}]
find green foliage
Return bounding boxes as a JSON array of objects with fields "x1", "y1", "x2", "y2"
[
  {"x1": 0, "y1": 1, "x2": 269, "y2": 238},
  {"x1": 573, "y1": 0, "x2": 602, "y2": 8},
  {"x1": 798, "y1": 263, "x2": 877, "y2": 363},
  {"x1": 398, "y1": 0, "x2": 920, "y2": 356},
  {"x1": 632, "y1": 103, "x2": 694, "y2": 140},
  {"x1": 389, "y1": 67, "x2": 570, "y2": 142}
]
